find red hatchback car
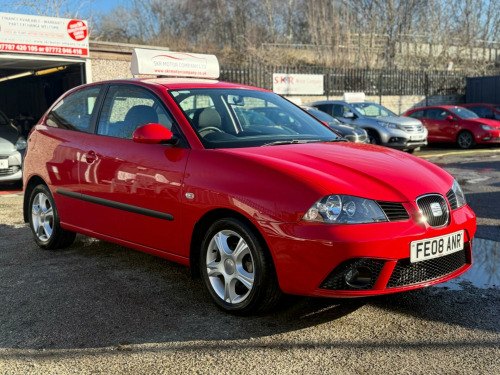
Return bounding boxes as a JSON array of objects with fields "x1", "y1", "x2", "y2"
[
  {"x1": 22, "y1": 51, "x2": 476, "y2": 314},
  {"x1": 405, "y1": 105, "x2": 500, "y2": 149}
]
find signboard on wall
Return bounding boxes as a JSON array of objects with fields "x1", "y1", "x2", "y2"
[
  {"x1": 273, "y1": 74, "x2": 324, "y2": 95},
  {"x1": 0, "y1": 12, "x2": 89, "y2": 57}
]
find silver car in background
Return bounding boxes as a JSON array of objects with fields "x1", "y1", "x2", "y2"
[
  {"x1": 0, "y1": 110, "x2": 26, "y2": 184},
  {"x1": 308, "y1": 95, "x2": 427, "y2": 152}
]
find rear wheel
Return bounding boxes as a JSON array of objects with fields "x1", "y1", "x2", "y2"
[
  {"x1": 200, "y1": 218, "x2": 282, "y2": 314},
  {"x1": 29, "y1": 184, "x2": 76, "y2": 250},
  {"x1": 457, "y1": 131, "x2": 475, "y2": 149}
]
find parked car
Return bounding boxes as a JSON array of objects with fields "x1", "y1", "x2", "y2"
[
  {"x1": 404, "y1": 105, "x2": 500, "y2": 149},
  {"x1": 22, "y1": 52, "x2": 476, "y2": 314},
  {"x1": 307, "y1": 96, "x2": 427, "y2": 152},
  {"x1": 302, "y1": 106, "x2": 368, "y2": 143},
  {"x1": 0, "y1": 110, "x2": 26, "y2": 184},
  {"x1": 460, "y1": 103, "x2": 500, "y2": 122}
]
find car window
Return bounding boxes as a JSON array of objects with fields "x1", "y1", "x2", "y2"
[
  {"x1": 97, "y1": 85, "x2": 174, "y2": 139},
  {"x1": 170, "y1": 88, "x2": 339, "y2": 148},
  {"x1": 351, "y1": 102, "x2": 396, "y2": 117},
  {"x1": 448, "y1": 107, "x2": 479, "y2": 119},
  {"x1": 468, "y1": 106, "x2": 493, "y2": 119},
  {"x1": 331, "y1": 104, "x2": 351, "y2": 117},
  {"x1": 408, "y1": 110, "x2": 425, "y2": 119},
  {"x1": 47, "y1": 86, "x2": 101, "y2": 132},
  {"x1": 425, "y1": 109, "x2": 449, "y2": 120},
  {"x1": 316, "y1": 104, "x2": 333, "y2": 116}
]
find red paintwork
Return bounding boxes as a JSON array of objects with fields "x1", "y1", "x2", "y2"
[
  {"x1": 23, "y1": 78, "x2": 477, "y2": 298},
  {"x1": 405, "y1": 105, "x2": 500, "y2": 145},
  {"x1": 132, "y1": 123, "x2": 174, "y2": 144}
]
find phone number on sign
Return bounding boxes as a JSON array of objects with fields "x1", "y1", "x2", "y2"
[{"x1": 0, "y1": 43, "x2": 87, "y2": 56}]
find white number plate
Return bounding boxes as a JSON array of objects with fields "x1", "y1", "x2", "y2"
[
  {"x1": 0, "y1": 159, "x2": 8, "y2": 169},
  {"x1": 410, "y1": 134, "x2": 425, "y2": 141},
  {"x1": 410, "y1": 230, "x2": 464, "y2": 263}
]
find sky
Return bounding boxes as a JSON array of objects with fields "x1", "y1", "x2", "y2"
[{"x1": 89, "y1": 0, "x2": 126, "y2": 14}]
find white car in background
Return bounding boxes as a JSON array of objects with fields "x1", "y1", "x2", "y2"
[{"x1": 0, "y1": 110, "x2": 26, "y2": 185}]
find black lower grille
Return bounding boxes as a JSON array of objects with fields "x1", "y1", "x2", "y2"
[
  {"x1": 377, "y1": 201, "x2": 410, "y2": 221},
  {"x1": 387, "y1": 249, "x2": 467, "y2": 288},
  {"x1": 320, "y1": 258, "x2": 386, "y2": 290}
]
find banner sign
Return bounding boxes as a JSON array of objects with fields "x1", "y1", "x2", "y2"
[
  {"x1": 131, "y1": 49, "x2": 220, "y2": 79},
  {"x1": 273, "y1": 74, "x2": 324, "y2": 95},
  {"x1": 0, "y1": 12, "x2": 89, "y2": 57}
]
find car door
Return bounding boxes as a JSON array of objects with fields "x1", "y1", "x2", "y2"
[
  {"x1": 76, "y1": 84, "x2": 190, "y2": 255},
  {"x1": 421, "y1": 108, "x2": 454, "y2": 142}
]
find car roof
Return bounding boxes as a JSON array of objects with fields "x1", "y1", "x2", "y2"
[
  {"x1": 83, "y1": 77, "x2": 266, "y2": 91},
  {"x1": 408, "y1": 105, "x2": 464, "y2": 111}
]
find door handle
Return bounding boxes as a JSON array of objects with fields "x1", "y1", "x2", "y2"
[{"x1": 85, "y1": 150, "x2": 97, "y2": 163}]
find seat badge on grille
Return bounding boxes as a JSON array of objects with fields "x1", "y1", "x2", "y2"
[{"x1": 430, "y1": 202, "x2": 443, "y2": 217}]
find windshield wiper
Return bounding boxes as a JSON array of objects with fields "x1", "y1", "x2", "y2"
[{"x1": 262, "y1": 139, "x2": 321, "y2": 146}]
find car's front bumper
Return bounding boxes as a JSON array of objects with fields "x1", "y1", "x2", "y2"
[
  {"x1": 0, "y1": 151, "x2": 23, "y2": 183},
  {"x1": 260, "y1": 204, "x2": 476, "y2": 297}
]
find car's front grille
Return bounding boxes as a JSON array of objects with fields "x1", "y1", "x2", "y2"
[
  {"x1": 416, "y1": 194, "x2": 449, "y2": 227},
  {"x1": 377, "y1": 201, "x2": 410, "y2": 221},
  {"x1": 387, "y1": 249, "x2": 467, "y2": 288},
  {"x1": 446, "y1": 189, "x2": 458, "y2": 210},
  {"x1": 320, "y1": 258, "x2": 386, "y2": 290},
  {"x1": 401, "y1": 124, "x2": 424, "y2": 133}
]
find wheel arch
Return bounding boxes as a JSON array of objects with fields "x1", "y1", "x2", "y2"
[
  {"x1": 23, "y1": 175, "x2": 47, "y2": 223},
  {"x1": 189, "y1": 208, "x2": 272, "y2": 279}
]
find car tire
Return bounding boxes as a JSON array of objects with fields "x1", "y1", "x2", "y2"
[
  {"x1": 200, "y1": 218, "x2": 282, "y2": 315},
  {"x1": 456, "y1": 131, "x2": 475, "y2": 149},
  {"x1": 367, "y1": 130, "x2": 381, "y2": 145},
  {"x1": 28, "y1": 184, "x2": 76, "y2": 250}
]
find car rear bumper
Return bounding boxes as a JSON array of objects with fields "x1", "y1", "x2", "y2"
[{"x1": 260, "y1": 204, "x2": 476, "y2": 297}]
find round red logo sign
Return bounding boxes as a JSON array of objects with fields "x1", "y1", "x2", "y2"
[{"x1": 67, "y1": 20, "x2": 88, "y2": 41}]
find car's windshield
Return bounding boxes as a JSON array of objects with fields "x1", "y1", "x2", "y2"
[
  {"x1": 169, "y1": 89, "x2": 341, "y2": 148},
  {"x1": 350, "y1": 102, "x2": 396, "y2": 117},
  {"x1": 449, "y1": 107, "x2": 480, "y2": 119}
]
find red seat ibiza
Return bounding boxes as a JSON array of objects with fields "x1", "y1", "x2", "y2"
[
  {"x1": 405, "y1": 105, "x2": 500, "y2": 149},
  {"x1": 22, "y1": 51, "x2": 476, "y2": 314}
]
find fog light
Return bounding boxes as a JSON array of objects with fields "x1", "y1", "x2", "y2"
[{"x1": 345, "y1": 266, "x2": 373, "y2": 289}]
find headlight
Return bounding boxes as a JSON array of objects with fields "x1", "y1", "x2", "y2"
[
  {"x1": 302, "y1": 194, "x2": 388, "y2": 224},
  {"x1": 16, "y1": 138, "x2": 27, "y2": 151},
  {"x1": 377, "y1": 121, "x2": 399, "y2": 129},
  {"x1": 451, "y1": 179, "x2": 466, "y2": 208},
  {"x1": 481, "y1": 124, "x2": 495, "y2": 131}
]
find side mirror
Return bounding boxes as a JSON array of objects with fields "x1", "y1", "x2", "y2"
[
  {"x1": 343, "y1": 112, "x2": 355, "y2": 119},
  {"x1": 445, "y1": 115, "x2": 454, "y2": 122},
  {"x1": 132, "y1": 123, "x2": 178, "y2": 145}
]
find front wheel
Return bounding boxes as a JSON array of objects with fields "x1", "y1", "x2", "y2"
[
  {"x1": 456, "y1": 131, "x2": 475, "y2": 149},
  {"x1": 200, "y1": 218, "x2": 282, "y2": 314},
  {"x1": 29, "y1": 184, "x2": 76, "y2": 250},
  {"x1": 367, "y1": 130, "x2": 381, "y2": 145}
]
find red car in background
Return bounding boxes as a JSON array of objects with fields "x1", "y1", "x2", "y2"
[
  {"x1": 405, "y1": 105, "x2": 500, "y2": 149},
  {"x1": 22, "y1": 50, "x2": 476, "y2": 314},
  {"x1": 461, "y1": 103, "x2": 500, "y2": 122}
]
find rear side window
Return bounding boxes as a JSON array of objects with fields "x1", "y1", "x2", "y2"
[
  {"x1": 47, "y1": 86, "x2": 101, "y2": 132},
  {"x1": 408, "y1": 110, "x2": 425, "y2": 119},
  {"x1": 315, "y1": 104, "x2": 333, "y2": 116},
  {"x1": 97, "y1": 85, "x2": 174, "y2": 139}
]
